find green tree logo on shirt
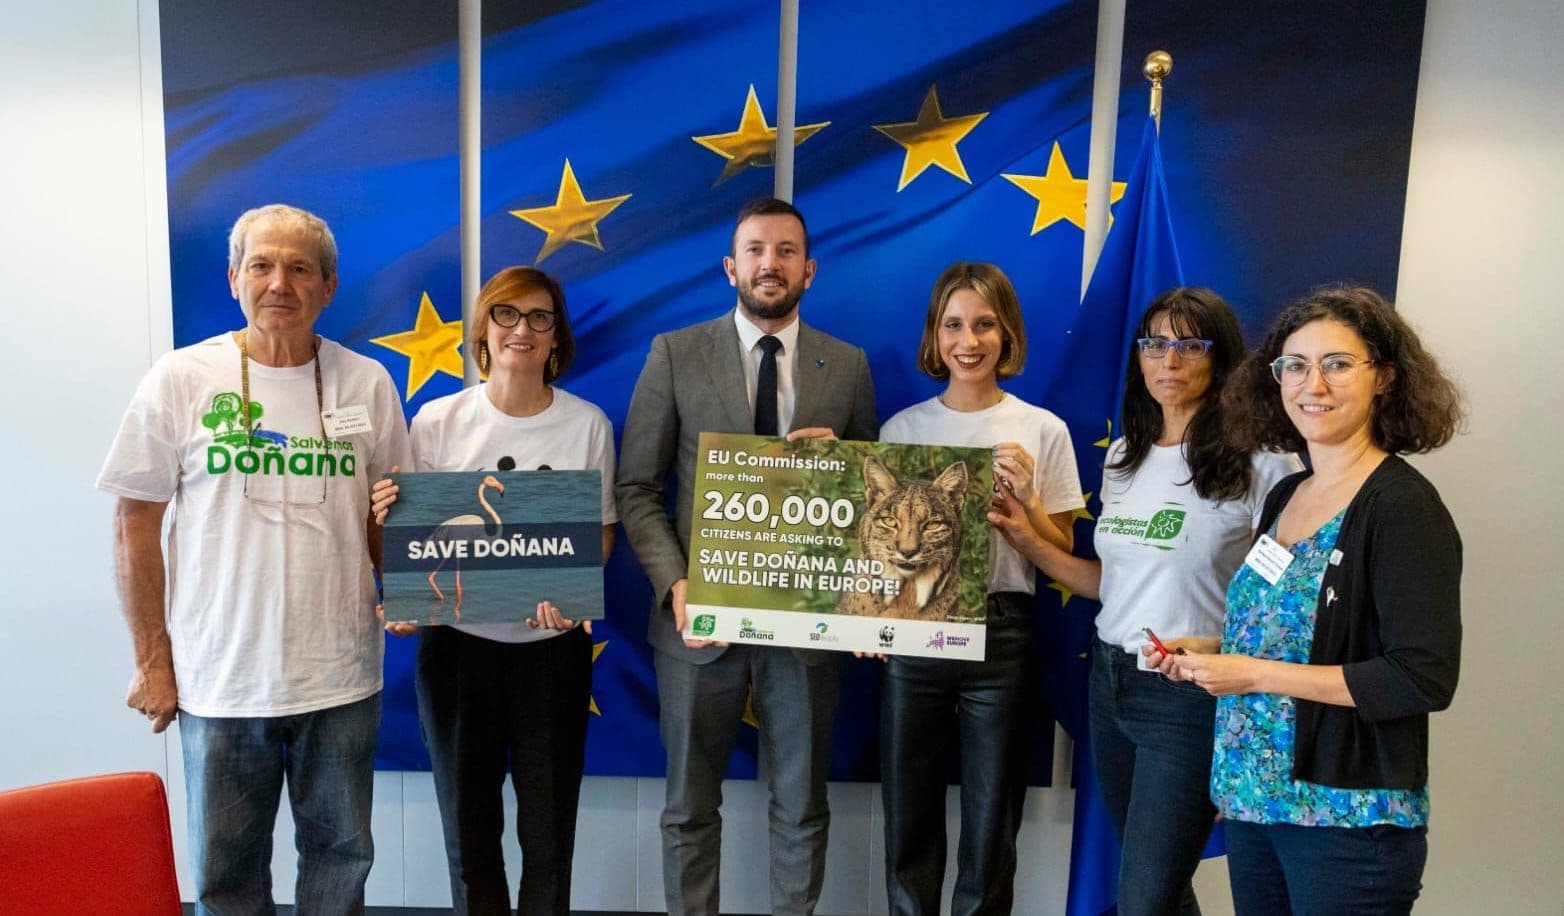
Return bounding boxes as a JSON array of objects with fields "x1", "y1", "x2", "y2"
[
  {"x1": 1145, "y1": 508, "x2": 1187, "y2": 541},
  {"x1": 201, "y1": 392, "x2": 268, "y2": 448}
]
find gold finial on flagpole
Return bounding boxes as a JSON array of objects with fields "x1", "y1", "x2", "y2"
[{"x1": 1144, "y1": 51, "x2": 1173, "y2": 130}]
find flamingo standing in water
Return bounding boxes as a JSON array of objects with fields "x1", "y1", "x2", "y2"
[{"x1": 427, "y1": 474, "x2": 504, "y2": 622}]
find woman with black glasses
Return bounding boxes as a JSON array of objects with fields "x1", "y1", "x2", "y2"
[
  {"x1": 1160, "y1": 286, "x2": 1463, "y2": 914},
  {"x1": 372, "y1": 266, "x2": 616, "y2": 915},
  {"x1": 992, "y1": 288, "x2": 1296, "y2": 915}
]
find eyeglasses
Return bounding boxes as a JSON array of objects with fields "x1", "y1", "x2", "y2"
[
  {"x1": 1270, "y1": 354, "x2": 1377, "y2": 387},
  {"x1": 243, "y1": 445, "x2": 328, "y2": 507},
  {"x1": 490, "y1": 304, "x2": 556, "y2": 332},
  {"x1": 1137, "y1": 337, "x2": 1213, "y2": 359}
]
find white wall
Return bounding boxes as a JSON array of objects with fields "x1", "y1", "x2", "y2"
[
  {"x1": 2, "y1": 1, "x2": 1558, "y2": 912},
  {"x1": 1396, "y1": 0, "x2": 1564, "y2": 912}
]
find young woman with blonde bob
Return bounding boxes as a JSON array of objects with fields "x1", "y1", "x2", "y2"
[{"x1": 876, "y1": 262, "x2": 1083, "y2": 915}]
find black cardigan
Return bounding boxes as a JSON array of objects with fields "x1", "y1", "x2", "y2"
[{"x1": 1254, "y1": 454, "x2": 1462, "y2": 791}]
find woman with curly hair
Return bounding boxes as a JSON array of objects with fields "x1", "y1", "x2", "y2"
[{"x1": 1160, "y1": 285, "x2": 1464, "y2": 914}]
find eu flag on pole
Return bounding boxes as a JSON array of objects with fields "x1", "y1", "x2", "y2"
[{"x1": 1038, "y1": 114, "x2": 1200, "y2": 916}]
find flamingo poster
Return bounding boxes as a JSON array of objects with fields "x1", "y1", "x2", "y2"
[{"x1": 380, "y1": 470, "x2": 605, "y2": 625}]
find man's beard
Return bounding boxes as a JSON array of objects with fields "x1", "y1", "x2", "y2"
[{"x1": 737, "y1": 276, "x2": 804, "y2": 321}]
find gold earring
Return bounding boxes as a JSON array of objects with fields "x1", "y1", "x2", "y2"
[
  {"x1": 477, "y1": 343, "x2": 488, "y2": 374},
  {"x1": 547, "y1": 350, "x2": 559, "y2": 379}
]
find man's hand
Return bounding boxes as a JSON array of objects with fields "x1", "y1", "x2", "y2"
[
  {"x1": 786, "y1": 427, "x2": 838, "y2": 441},
  {"x1": 113, "y1": 497, "x2": 177, "y2": 734},
  {"x1": 671, "y1": 578, "x2": 726, "y2": 648},
  {"x1": 126, "y1": 662, "x2": 178, "y2": 733}
]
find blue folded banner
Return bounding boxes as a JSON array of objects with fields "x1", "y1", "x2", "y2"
[{"x1": 381, "y1": 470, "x2": 604, "y2": 626}]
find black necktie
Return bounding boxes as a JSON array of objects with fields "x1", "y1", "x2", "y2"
[{"x1": 754, "y1": 335, "x2": 782, "y2": 436}]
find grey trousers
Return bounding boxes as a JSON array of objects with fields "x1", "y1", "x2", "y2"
[{"x1": 655, "y1": 644, "x2": 840, "y2": 916}]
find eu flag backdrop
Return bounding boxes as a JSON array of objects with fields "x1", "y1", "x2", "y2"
[
  {"x1": 474, "y1": 0, "x2": 1100, "y2": 780},
  {"x1": 159, "y1": 1, "x2": 1427, "y2": 793}
]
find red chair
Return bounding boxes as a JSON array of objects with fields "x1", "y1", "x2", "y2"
[{"x1": 0, "y1": 771, "x2": 181, "y2": 915}]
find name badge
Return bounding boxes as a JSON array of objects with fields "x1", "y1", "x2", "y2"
[
  {"x1": 322, "y1": 405, "x2": 373, "y2": 437},
  {"x1": 1244, "y1": 533, "x2": 1294, "y2": 586}
]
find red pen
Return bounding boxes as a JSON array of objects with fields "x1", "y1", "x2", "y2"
[{"x1": 1142, "y1": 627, "x2": 1186, "y2": 658}]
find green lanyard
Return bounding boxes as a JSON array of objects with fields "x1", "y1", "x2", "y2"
[{"x1": 237, "y1": 329, "x2": 325, "y2": 440}]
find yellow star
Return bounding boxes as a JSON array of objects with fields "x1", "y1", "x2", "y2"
[
  {"x1": 873, "y1": 85, "x2": 988, "y2": 191},
  {"x1": 1094, "y1": 419, "x2": 1114, "y2": 449},
  {"x1": 1002, "y1": 142, "x2": 1126, "y2": 235},
  {"x1": 692, "y1": 85, "x2": 830, "y2": 185},
  {"x1": 509, "y1": 159, "x2": 631, "y2": 264},
  {"x1": 370, "y1": 292, "x2": 463, "y2": 399},
  {"x1": 1073, "y1": 492, "x2": 1096, "y2": 523},
  {"x1": 1047, "y1": 580, "x2": 1074, "y2": 607},
  {"x1": 588, "y1": 638, "x2": 608, "y2": 716}
]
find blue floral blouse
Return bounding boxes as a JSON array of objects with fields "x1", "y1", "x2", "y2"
[{"x1": 1211, "y1": 510, "x2": 1430, "y2": 827}]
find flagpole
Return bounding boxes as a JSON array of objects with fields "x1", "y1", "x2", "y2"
[
  {"x1": 459, "y1": 0, "x2": 481, "y2": 386},
  {"x1": 1145, "y1": 50, "x2": 1172, "y2": 133},
  {"x1": 1080, "y1": 0, "x2": 1126, "y2": 298},
  {"x1": 774, "y1": 0, "x2": 800, "y2": 202}
]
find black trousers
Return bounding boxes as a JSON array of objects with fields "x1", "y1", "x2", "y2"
[
  {"x1": 880, "y1": 593, "x2": 1032, "y2": 916},
  {"x1": 416, "y1": 625, "x2": 592, "y2": 916}
]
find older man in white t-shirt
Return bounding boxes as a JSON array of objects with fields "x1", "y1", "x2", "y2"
[{"x1": 97, "y1": 204, "x2": 411, "y2": 914}]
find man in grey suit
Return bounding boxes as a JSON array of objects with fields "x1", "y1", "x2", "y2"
[{"x1": 616, "y1": 198, "x2": 878, "y2": 915}]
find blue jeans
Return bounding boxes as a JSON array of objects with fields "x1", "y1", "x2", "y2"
[
  {"x1": 1089, "y1": 639, "x2": 1217, "y2": 916},
  {"x1": 180, "y1": 692, "x2": 380, "y2": 916},
  {"x1": 1225, "y1": 820, "x2": 1426, "y2": 915},
  {"x1": 416, "y1": 626, "x2": 592, "y2": 916},
  {"x1": 881, "y1": 594, "x2": 1032, "y2": 916}
]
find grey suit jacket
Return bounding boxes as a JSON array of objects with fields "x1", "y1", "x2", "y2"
[{"x1": 616, "y1": 310, "x2": 879, "y2": 664}]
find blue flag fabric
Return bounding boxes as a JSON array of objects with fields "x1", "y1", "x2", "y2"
[
  {"x1": 1046, "y1": 116, "x2": 1229, "y2": 916},
  {"x1": 158, "y1": 2, "x2": 462, "y2": 421}
]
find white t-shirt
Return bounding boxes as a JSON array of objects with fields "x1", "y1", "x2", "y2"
[
  {"x1": 1094, "y1": 440, "x2": 1300, "y2": 655},
  {"x1": 96, "y1": 333, "x2": 412, "y2": 717},
  {"x1": 880, "y1": 393, "x2": 1084, "y2": 595},
  {"x1": 408, "y1": 384, "x2": 618, "y2": 643}
]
